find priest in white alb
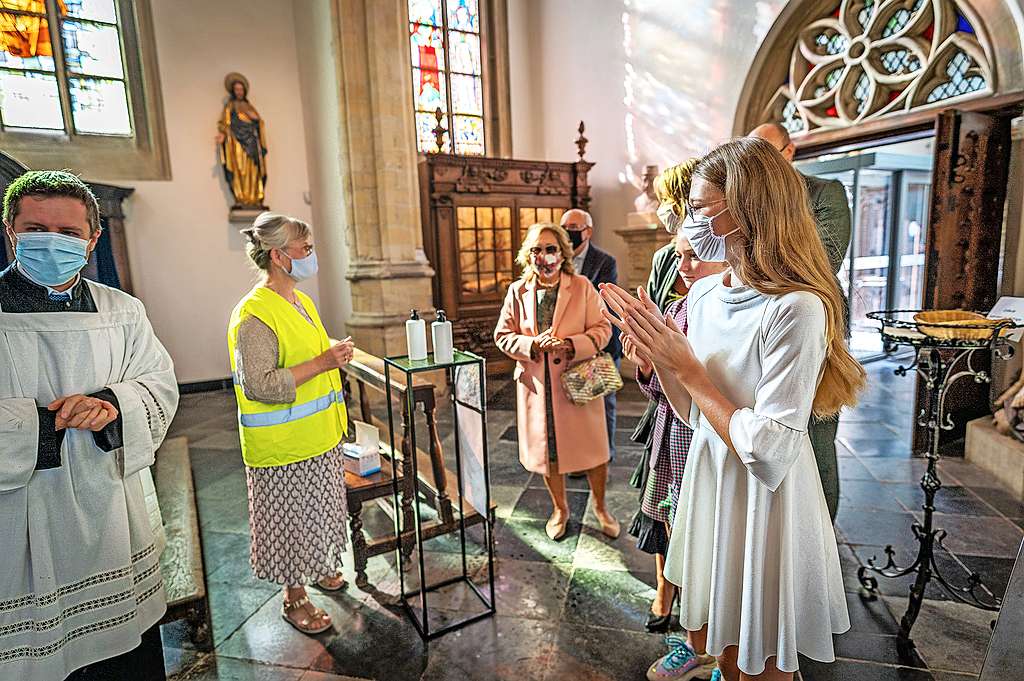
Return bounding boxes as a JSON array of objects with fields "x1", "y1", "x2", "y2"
[{"x1": 0, "y1": 170, "x2": 179, "y2": 681}]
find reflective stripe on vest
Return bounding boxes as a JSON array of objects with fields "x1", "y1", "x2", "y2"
[{"x1": 238, "y1": 388, "x2": 345, "y2": 428}]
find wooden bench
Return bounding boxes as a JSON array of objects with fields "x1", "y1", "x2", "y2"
[
  {"x1": 341, "y1": 348, "x2": 491, "y2": 587},
  {"x1": 153, "y1": 437, "x2": 213, "y2": 650}
]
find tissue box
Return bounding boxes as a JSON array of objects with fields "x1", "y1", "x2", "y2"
[
  {"x1": 342, "y1": 443, "x2": 381, "y2": 476},
  {"x1": 343, "y1": 420, "x2": 382, "y2": 476}
]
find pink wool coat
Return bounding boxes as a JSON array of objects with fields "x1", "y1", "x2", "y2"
[{"x1": 494, "y1": 272, "x2": 612, "y2": 475}]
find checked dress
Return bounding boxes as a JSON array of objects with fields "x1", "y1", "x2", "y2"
[{"x1": 637, "y1": 298, "x2": 692, "y2": 523}]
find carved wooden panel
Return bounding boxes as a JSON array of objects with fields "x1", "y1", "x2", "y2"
[
  {"x1": 419, "y1": 152, "x2": 593, "y2": 368},
  {"x1": 916, "y1": 108, "x2": 1012, "y2": 453}
]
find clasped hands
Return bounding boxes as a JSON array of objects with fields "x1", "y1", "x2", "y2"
[
  {"x1": 533, "y1": 329, "x2": 573, "y2": 356},
  {"x1": 47, "y1": 394, "x2": 119, "y2": 432},
  {"x1": 598, "y1": 283, "x2": 696, "y2": 375}
]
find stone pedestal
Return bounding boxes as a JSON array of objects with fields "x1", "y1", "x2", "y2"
[
  {"x1": 614, "y1": 211, "x2": 672, "y2": 291},
  {"x1": 229, "y1": 206, "x2": 267, "y2": 224},
  {"x1": 966, "y1": 415, "x2": 1024, "y2": 500}
]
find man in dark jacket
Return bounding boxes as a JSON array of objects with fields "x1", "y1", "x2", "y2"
[
  {"x1": 561, "y1": 209, "x2": 622, "y2": 462},
  {"x1": 750, "y1": 123, "x2": 853, "y2": 522}
]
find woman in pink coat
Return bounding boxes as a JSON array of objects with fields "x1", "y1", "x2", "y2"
[{"x1": 494, "y1": 222, "x2": 618, "y2": 541}]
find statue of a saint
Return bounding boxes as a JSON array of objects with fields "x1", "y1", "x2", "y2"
[
  {"x1": 217, "y1": 73, "x2": 268, "y2": 211},
  {"x1": 633, "y1": 164, "x2": 660, "y2": 214}
]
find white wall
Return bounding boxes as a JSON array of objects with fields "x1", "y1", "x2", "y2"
[
  {"x1": 293, "y1": 0, "x2": 353, "y2": 337},
  {"x1": 507, "y1": 0, "x2": 787, "y2": 266},
  {"x1": 92, "y1": 0, "x2": 319, "y2": 383}
]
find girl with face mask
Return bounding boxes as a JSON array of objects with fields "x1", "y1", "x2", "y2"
[
  {"x1": 629, "y1": 230, "x2": 729, "y2": 656},
  {"x1": 494, "y1": 223, "x2": 618, "y2": 542},
  {"x1": 227, "y1": 212, "x2": 355, "y2": 636},
  {"x1": 630, "y1": 160, "x2": 726, "y2": 645},
  {"x1": 603, "y1": 138, "x2": 865, "y2": 681}
]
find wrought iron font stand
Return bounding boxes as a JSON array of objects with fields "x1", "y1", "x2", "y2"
[{"x1": 858, "y1": 310, "x2": 1018, "y2": 662}]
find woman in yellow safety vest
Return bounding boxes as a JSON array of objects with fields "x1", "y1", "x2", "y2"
[{"x1": 228, "y1": 212, "x2": 353, "y2": 635}]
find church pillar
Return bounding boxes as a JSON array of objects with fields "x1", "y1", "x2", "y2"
[{"x1": 321, "y1": 0, "x2": 434, "y2": 356}]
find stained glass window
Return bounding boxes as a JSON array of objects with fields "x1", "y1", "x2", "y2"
[
  {"x1": 765, "y1": 0, "x2": 993, "y2": 135},
  {"x1": 408, "y1": 0, "x2": 485, "y2": 155},
  {"x1": 0, "y1": 0, "x2": 132, "y2": 135}
]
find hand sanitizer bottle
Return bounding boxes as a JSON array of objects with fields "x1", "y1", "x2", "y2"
[
  {"x1": 432, "y1": 309, "x2": 454, "y2": 364},
  {"x1": 406, "y1": 310, "x2": 427, "y2": 361}
]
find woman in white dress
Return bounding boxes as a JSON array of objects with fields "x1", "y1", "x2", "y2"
[{"x1": 601, "y1": 137, "x2": 865, "y2": 681}]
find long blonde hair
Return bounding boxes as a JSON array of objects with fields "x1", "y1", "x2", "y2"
[
  {"x1": 693, "y1": 137, "x2": 864, "y2": 416},
  {"x1": 516, "y1": 222, "x2": 576, "y2": 281}
]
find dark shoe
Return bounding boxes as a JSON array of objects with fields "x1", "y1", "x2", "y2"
[{"x1": 645, "y1": 611, "x2": 673, "y2": 633}]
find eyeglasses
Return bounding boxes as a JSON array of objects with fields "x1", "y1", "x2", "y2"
[
  {"x1": 278, "y1": 244, "x2": 314, "y2": 257},
  {"x1": 529, "y1": 245, "x2": 560, "y2": 256},
  {"x1": 684, "y1": 198, "x2": 727, "y2": 220}
]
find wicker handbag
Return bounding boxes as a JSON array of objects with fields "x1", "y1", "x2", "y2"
[{"x1": 560, "y1": 352, "x2": 623, "y2": 405}]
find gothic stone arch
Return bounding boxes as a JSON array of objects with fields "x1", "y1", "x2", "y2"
[{"x1": 734, "y1": 0, "x2": 1024, "y2": 142}]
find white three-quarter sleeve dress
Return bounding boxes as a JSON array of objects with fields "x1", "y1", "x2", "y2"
[{"x1": 663, "y1": 273, "x2": 850, "y2": 675}]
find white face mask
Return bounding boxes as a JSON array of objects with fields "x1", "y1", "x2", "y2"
[
  {"x1": 680, "y1": 207, "x2": 738, "y2": 263},
  {"x1": 657, "y1": 203, "x2": 683, "y2": 234}
]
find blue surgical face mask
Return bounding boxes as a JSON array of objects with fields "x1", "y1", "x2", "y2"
[
  {"x1": 680, "y1": 207, "x2": 738, "y2": 263},
  {"x1": 14, "y1": 232, "x2": 90, "y2": 287},
  {"x1": 282, "y1": 249, "x2": 318, "y2": 281}
]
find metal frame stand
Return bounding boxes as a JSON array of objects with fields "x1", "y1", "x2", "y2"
[
  {"x1": 859, "y1": 310, "x2": 1015, "y2": 662},
  {"x1": 384, "y1": 351, "x2": 496, "y2": 640}
]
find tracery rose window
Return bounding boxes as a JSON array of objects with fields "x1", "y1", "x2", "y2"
[{"x1": 763, "y1": 0, "x2": 994, "y2": 135}]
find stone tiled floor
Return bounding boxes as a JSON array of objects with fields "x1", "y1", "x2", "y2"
[{"x1": 161, "y1": 358, "x2": 1023, "y2": 681}]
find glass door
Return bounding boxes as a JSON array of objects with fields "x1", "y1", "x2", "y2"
[
  {"x1": 849, "y1": 169, "x2": 895, "y2": 357},
  {"x1": 801, "y1": 142, "x2": 933, "y2": 362},
  {"x1": 816, "y1": 169, "x2": 895, "y2": 358},
  {"x1": 891, "y1": 171, "x2": 930, "y2": 311}
]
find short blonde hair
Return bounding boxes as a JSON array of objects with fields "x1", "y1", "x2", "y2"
[
  {"x1": 654, "y1": 158, "x2": 701, "y2": 218},
  {"x1": 241, "y1": 211, "x2": 311, "y2": 271},
  {"x1": 516, "y1": 222, "x2": 576, "y2": 281}
]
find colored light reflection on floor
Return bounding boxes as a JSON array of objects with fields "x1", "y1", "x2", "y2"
[{"x1": 164, "y1": 360, "x2": 1019, "y2": 680}]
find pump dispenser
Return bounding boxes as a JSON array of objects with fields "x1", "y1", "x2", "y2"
[
  {"x1": 432, "y1": 309, "x2": 454, "y2": 364},
  {"x1": 406, "y1": 309, "x2": 427, "y2": 360}
]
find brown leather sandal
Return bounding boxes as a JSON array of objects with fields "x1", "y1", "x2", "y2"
[
  {"x1": 281, "y1": 595, "x2": 332, "y2": 635},
  {"x1": 314, "y1": 574, "x2": 348, "y2": 593}
]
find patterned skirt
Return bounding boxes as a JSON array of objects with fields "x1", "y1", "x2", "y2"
[{"x1": 246, "y1": 444, "x2": 348, "y2": 585}]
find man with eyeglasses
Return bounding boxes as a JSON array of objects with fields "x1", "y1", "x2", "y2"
[
  {"x1": 749, "y1": 122, "x2": 852, "y2": 523},
  {"x1": 560, "y1": 209, "x2": 622, "y2": 465}
]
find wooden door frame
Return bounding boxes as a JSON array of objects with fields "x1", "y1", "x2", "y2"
[{"x1": 790, "y1": 98, "x2": 1023, "y2": 455}]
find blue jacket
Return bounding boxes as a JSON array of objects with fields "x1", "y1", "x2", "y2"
[{"x1": 578, "y1": 243, "x2": 622, "y2": 360}]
